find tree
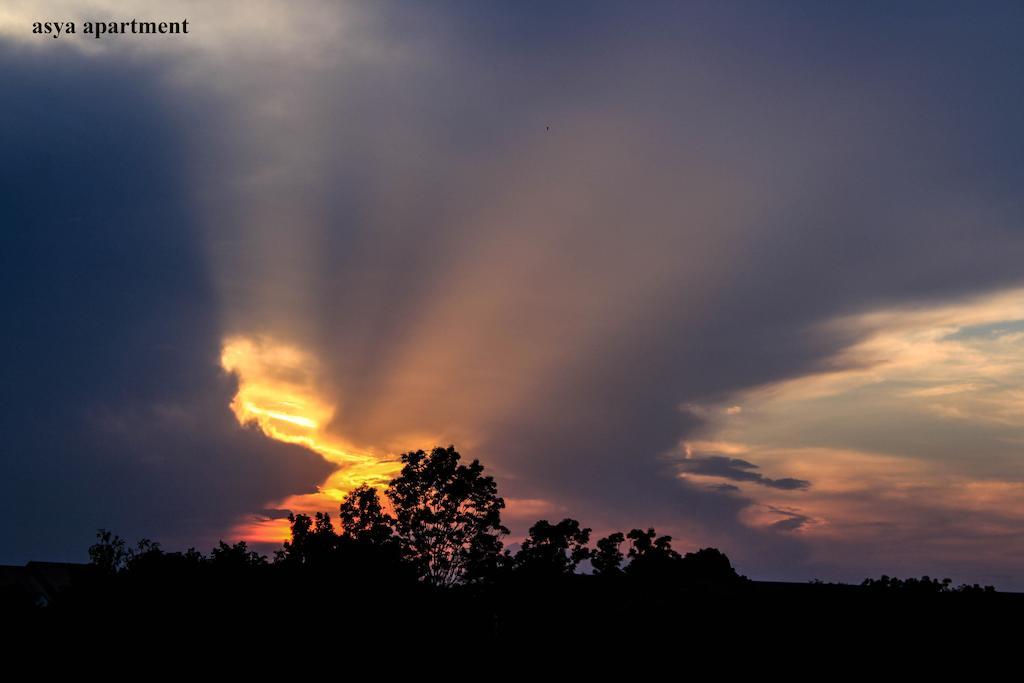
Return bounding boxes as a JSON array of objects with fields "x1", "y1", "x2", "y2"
[
  {"x1": 591, "y1": 532, "x2": 625, "y2": 576},
  {"x1": 386, "y1": 445, "x2": 508, "y2": 586},
  {"x1": 678, "y1": 547, "x2": 742, "y2": 584},
  {"x1": 626, "y1": 527, "x2": 679, "y2": 559},
  {"x1": 276, "y1": 512, "x2": 338, "y2": 566},
  {"x1": 623, "y1": 530, "x2": 742, "y2": 586},
  {"x1": 624, "y1": 527, "x2": 681, "y2": 579},
  {"x1": 210, "y1": 540, "x2": 267, "y2": 568},
  {"x1": 123, "y1": 538, "x2": 165, "y2": 574},
  {"x1": 339, "y1": 484, "x2": 394, "y2": 546},
  {"x1": 88, "y1": 529, "x2": 129, "y2": 574},
  {"x1": 513, "y1": 518, "x2": 591, "y2": 576}
]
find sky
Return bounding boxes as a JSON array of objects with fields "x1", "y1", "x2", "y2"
[{"x1": 3, "y1": 1, "x2": 1024, "y2": 587}]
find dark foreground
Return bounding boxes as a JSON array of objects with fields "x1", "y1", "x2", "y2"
[{"x1": 4, "y1": 557, "x2": 1021, "y2": 648}]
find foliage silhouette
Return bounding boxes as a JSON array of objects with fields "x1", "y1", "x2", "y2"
[
  {"x1": 591, "y1": 532, "x2": 626, "y2": 576},
  {"x1": 624, "y1": 527, "x2": 681, "y2": 580},
  {"x1": 88, "y1": 529, "x2": 129, "y2": 574},
  {"x1": 861, "y1": 575, "x2": 996, "y2": 594},
  {"x1": 276, "y1": 511, "x2": 338, "y2": 567},
  {"x1": 210, "y1": 540, "x2": 267, "y2": 569},
  {"x1": 339, "y1": 484, "x2": 395, "y2": 546},
  {"x1": 385, "y1": 445, "x2": 508, "y2": 586},
  {"x1": 513, "y1": 518, "x2": 592, "y2": 577},
  {"x1": 679, "y1": 547, "x2": 743, "y2": 584}
]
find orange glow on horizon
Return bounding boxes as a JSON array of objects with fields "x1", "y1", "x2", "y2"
[{"x1": 220, "y1": 335, "x2": 401, "y2": 543}]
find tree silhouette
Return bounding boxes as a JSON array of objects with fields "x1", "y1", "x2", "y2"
[
  {"x1": 277, "y1": 512, "x2": 338, "y2": 567},
  {"x1": 624, "y1": 527, "x2": 681, "y2": 580},
  {"x1": 386, "y1": 445, "x2": 508, "y2": 586},
  {"x1": 339, "y1": 484, "x2": 394, "y2": 546},
  {"x1": 858, "y1": 575, "x2": 996, "y2": 593},
  {"x1": 123, "y1": 538, "x2": 166, "y2": 575},
  {"x1": 678, "y1": 547, "x2": 742, "y2": 584},
  {"x1": 88, "y1": 529, "x2": 129, "y2": 574},
  {"x1": 592, "y1": 532, "x2": 625, "y2": 576},
  {"x1": 513, "y1": 518, "x2": 591, "y2": 576},
  {"x1": 210, "y1": 540, "x2": 267, "y2": 568}
]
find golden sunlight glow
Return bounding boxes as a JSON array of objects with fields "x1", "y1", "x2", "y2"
[{"x1": 220, "y1": 335, "x2": 401, "y2": 541}]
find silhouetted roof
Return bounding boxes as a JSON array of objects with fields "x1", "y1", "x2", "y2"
[{"x1": 0, "y1": 562, "x2": 95, "y2": 607}]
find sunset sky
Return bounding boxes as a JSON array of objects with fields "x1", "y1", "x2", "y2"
[{"x1": 4, "y1": 1, "x2": 1024, "y2": 587}]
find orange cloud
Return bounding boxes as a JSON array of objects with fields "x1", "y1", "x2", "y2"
[{"x1": 220, "y1": 334, "x2": 401, "y2": 542}]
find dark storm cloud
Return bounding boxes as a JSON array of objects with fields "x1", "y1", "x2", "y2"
[
  {"x1": 766, "y1": 508, "x2": 815, "y2": 534},
  {"x1": 678, "y1": 457, "x2": 810, "y2": 491},
  {"x1": 0, "y1": 44, "x2": 332, "y2": 562}
]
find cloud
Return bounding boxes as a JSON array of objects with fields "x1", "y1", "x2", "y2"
[
  {"x1": 678, "y1": 456, "x2": 811, "y2": 491},
  {"x1": 255, "y1": 509, "x2": 293, "y2": 521},
  {"x1": 764, "y1": 507, "x2": 815, "y2": 533}
]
